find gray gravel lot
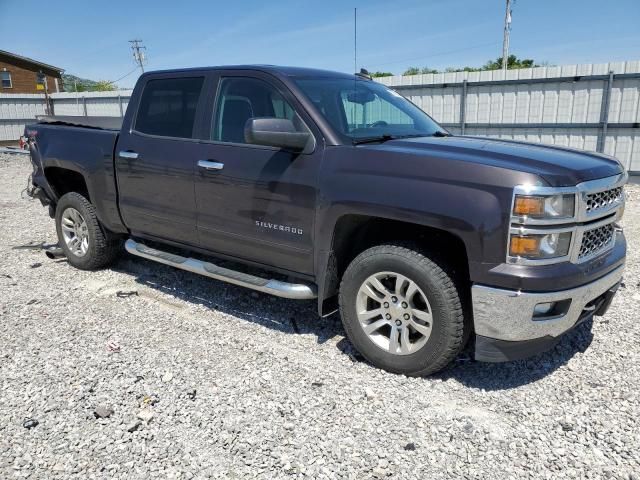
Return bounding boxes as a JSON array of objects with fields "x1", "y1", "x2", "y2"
[{"x1": 1, "y1": 152, "x2": 639, "y2": 479}]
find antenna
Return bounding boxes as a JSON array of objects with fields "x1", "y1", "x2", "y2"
[
  {"x1": 354, "y1": 8, "x2": 357, "y2": 73},
  {"x1": 129, "y1": 39, "x2": 147, "y2": 73},
  {"x1": 353, "y1": 7, "x2": 357, "y2": 129}
]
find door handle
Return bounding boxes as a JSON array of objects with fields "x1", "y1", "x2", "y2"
[
  {"x1": 198, "y1": 160, "x2": 224, "y2": 171},
  {"x1": 119, "y1": 151, "x2": 139, "y2": 160}
]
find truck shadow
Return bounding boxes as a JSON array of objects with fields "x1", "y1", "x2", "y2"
[
  {"x1": 112, "y1": 256, "x2": 595, "y2": 391},
  {"x1": 112, "y1": 257, "x2": 342, "y2": 345},
  {"x1": 436, "y1": 321, "x2": 595, "y2": 390}
]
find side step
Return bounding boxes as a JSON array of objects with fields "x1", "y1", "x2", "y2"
[{"x1": 124, "y1": 239, "x2": 317, "y2": 300}]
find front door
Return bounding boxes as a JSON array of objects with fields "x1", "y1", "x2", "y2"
[
  {"x1": 195, "y1": 73, "x2": 322, "y2": 275},
  {"x1": 116, "y1": 75, "x2": 206, "y2": 245}
]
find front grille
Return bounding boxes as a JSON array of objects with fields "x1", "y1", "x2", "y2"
[
  {"x1": 585, "y1": 187, "x2": 623, "y2": 213},
  {"x1": 579, "y1": 223, "x2": 615, "y2": 260}
]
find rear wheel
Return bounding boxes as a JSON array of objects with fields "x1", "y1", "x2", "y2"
[
  {"x1": 55, "y1": 192, "x2": 122, "y2": 270},
  {"x1": 339, "y1": 243, "x2": 467, "y2": 376}
]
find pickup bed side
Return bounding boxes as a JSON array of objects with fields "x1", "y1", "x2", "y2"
[{"x1": 28, "y1": 123, "x2": 127, "y2": 234}]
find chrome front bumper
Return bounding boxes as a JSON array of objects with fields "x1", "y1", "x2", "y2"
[{"x1": 472, "y1": 265, "x2": 624, "y2": 342}]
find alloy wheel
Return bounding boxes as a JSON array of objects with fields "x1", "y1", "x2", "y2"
[
  {"x1": 60, "y1": 207, "x2": 89, "y2": 257},
  {"x1": 355, "y1": 271, "x2": 433, "y2": 355}
]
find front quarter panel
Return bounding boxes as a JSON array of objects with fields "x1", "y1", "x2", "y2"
[{"x1": 314, "y1": 145, "x2": 539, "y2": 300}]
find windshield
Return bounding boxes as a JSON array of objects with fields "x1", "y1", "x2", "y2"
[{"x1": 293, "y1": 77, "x2": 445, "y2": 142}]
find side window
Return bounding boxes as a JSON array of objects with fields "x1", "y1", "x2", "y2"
[
  {"x1": 212, "y1": 77, "x2": 305, "y2": 144},
  {"x1": 1, "y1": 71, "x2": 11, "y2": 88},
  {"x1": 36, "y1": 72, "x2": 46, "y2": 91},
  {"x1": 135, "y1": 77, "x2": 204, "y2": 138}
]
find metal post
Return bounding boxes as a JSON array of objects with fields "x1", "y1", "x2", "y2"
[
  {"x1": 597, "y1": 70, "x2": 614, "y2": 153},
  {"x1": 43, "y1": 76, "x2": 51, "y2": 116},
  {"x1": 118, "y1": 95, "x2": 124, "y2": 117},
  {"x1": 82, "y1": 96, "x2": 88, "y2": 116},
  {"x1": 460, "y1": 80, "x2": 468, "y2": 135}
]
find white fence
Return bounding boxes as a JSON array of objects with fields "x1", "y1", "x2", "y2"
[
  {"x1": 0, "y1": 94, "x2": 49, "y2": 142},
  {"x1": 51, "y1": 91, "x2": 132, "y2": 117},
  {"x1": 0, "y1": 91, "x2": 132, "y2": 143},
  {"x1": 1, "y1": 60, "x2": 640, "y2": 172},
  {"x1": 378, "y1": 60, "x2": 640, "y2": 172}
]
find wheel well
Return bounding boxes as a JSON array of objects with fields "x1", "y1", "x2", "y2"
[
  {"x1": 45, "y1": 167, "x2": 90, "y2": 202},
  {"x1": 324, "y1": 215, "x2": 470, "y2": 299}
]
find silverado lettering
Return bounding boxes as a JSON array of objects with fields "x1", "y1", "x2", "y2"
[{"x1": 255, "y1": 220, "x2": 303, "y2": 235}]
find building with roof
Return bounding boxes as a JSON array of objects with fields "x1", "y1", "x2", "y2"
[{"x1": 0, "y1": 50, "x2": 64, "y2": 94}]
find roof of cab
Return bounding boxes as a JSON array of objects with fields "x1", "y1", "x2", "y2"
[{"x1": 142, "y1": 65, "x2": 357, "y2": 80}]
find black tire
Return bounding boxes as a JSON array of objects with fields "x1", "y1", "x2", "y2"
[
  {"x1": 55, "y1": 192, "x2": 122, "y2": 270},
  {"x1": 339, "y1": 243, "x2": 467, "y2": 376}
]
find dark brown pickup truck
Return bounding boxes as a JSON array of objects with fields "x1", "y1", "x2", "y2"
[{"x1": 25, "y1": 65, "x2": 627, "y2": 375}]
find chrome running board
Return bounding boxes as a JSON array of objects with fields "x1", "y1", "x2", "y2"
[{"x1": 124, "y1": 239, "x2": 317, "y2": 300}]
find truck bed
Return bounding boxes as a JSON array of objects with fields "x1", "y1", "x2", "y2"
[
  {"x1": 26, "y1": 120, "x2": 125, "y2": 233},
  {"x1": 36, "y1": 115, "x2": 123, "y2": 131}
]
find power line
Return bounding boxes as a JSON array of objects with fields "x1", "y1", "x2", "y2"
[
  {"x1": 129, "y1": 39, "x2": 147, "y2": 73},
  {"x1": 110, "y1": 66, "x2": 140, "y2": 85}
]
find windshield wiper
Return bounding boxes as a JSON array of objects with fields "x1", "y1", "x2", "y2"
[
  {"x1": 352, "y1": 134, "x2": 396, "y2": 145},
  {"x1": 352, "y1": 132, "x2": 449, "y2": 145},
  {"x1": 432, "y1": 130, "x2": 451, "y2": 137}
]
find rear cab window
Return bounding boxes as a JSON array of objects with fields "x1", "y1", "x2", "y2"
[{"x1": 134, "y1": 77, "x2": 204, "y2": 138}]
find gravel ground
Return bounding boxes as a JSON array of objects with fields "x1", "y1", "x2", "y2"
[{"x1": 0, "y1": 152, "x2": 638, "y2": 479}]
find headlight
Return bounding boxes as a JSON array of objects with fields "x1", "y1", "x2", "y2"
[
  {"x1": 509, "y1": 231, "x2": 572, "y2": 260},
  {"x1": 513, "y1": 194, "x2": 575, "y2": 220}
]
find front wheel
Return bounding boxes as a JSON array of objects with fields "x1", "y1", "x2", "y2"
[
  {"x1": 339, "y1": 243, "x2": 467, "y2": 376},
  {"x1": 55, "y1": 192, "x2": 122, "y2": 270}
]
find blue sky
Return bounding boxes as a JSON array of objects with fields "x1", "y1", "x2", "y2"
[{"x1": 1, "y1": 0, "x2": 639, "y2": 88}]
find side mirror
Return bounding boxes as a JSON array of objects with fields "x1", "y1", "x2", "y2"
[{"x1": 244, "y1": 118, "x2": 311, "y2": 152}]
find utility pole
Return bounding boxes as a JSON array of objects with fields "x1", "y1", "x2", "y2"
[
  {"x1": 502, "y1": 0, "x2": 513, "y2": 73},
  {"x1": 129, "y1": 39, "x2": 146, "y2": 73}
]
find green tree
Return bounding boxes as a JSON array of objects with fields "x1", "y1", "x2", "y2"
[
  {"x1": 93, "y1": 80, "x2": 117, "y2": 91},
  {"x1": 399, "y1": 55, "x2": 542, "y2": 76},
  {"x1": 483, "y1": 55, "x2": 538, "y2": 70},
  {"x1": 370, "y1": 71, "x2": 394, "y2": 78},
  {"x1": 61, "y1": 74, "x2": 119, "y2": 92},
  {"x1": 403, "y1": 66, "x2": 439, "y2": 75},
  {"x1": 403, "y1": 66, "x2": 421, "y2": 76}
]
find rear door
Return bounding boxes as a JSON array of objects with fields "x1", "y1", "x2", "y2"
[
  {"x1": 194, "y1": 71, "x2": 323, "y2": 275},
  {"x1": 115, "y1": 74, "x2": 206, "y2": 245}
]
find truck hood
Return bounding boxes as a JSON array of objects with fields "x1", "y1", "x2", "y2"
[{"x1": 369, "y1": 136, "x2": 624, "y2": 186}]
